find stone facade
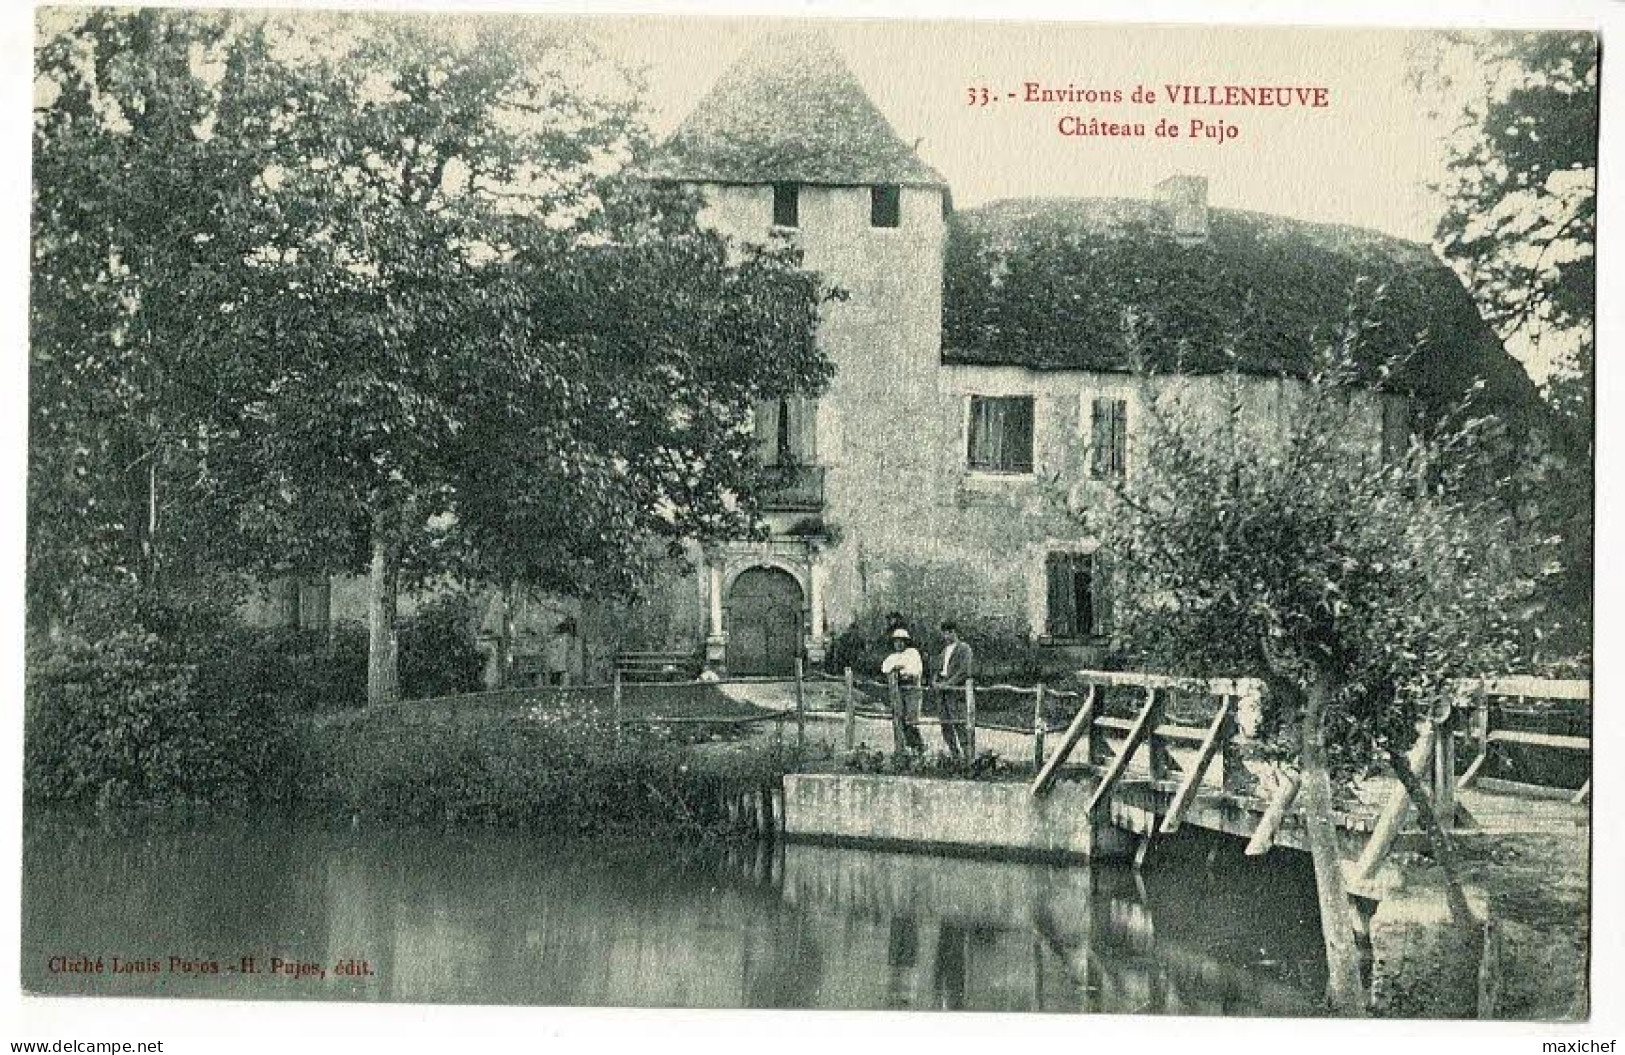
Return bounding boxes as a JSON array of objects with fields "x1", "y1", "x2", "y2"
[{"x1": 624, "y1": 178, "x2": 1400, "y2": 679}]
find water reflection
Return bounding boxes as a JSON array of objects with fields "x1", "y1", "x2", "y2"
[{"x1": 23, "y1": 820, "x2": 1326, "y2": 1014}]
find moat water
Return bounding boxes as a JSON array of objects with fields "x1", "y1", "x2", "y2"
[{"x1": 23, "y1": 820, "x2": 1329, "y2": 1014}]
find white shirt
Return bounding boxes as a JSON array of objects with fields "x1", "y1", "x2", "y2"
[
  {"x1": 940, "y1": 641, "x2": 959, "y2": 678},
  {"x1": 881, "y1": 648, "x2": 923, "y2": 681}
]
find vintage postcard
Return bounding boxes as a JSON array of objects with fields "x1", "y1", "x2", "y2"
[{"x1": 16, "y1": 1, "x2": 1601, "y2": 1041}]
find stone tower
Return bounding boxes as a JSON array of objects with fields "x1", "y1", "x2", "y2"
[{"x1": 644, "y1": 33, "x2": 951, "y2": 674}]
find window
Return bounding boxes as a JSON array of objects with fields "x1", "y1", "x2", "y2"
[
  {"x1": 967, "y1": 395, "x2": 1034, "y2": 473},
  {"x1": 1090, "y1": 397, "x2": 1128, "y2": 478},
  {"x1": 1381, "y1": 397, "x2": 1410, "y2": 465},
  {"x1": 772, "y1": 183, "x2": 799, "y2": 228},
  {"x1": 1045, "y1": 551, "x2": 1113, "y2": 639},
  {"x1": 754, "y1": 396, "x2": 816, "y2": 466},
  {"x1": 871, "y1": 184, "x2": 901, "y2": 228}
]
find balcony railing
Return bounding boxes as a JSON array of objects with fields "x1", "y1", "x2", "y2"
[{"x1": 760, "y1": 464, "x2": 826, "y2": 511}]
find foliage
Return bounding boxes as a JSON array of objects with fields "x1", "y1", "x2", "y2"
[
  {"x1": 292, "y1": 706, "x2": 779, "y2": 836},
  {"x1": 1413, "y1": 31, "x2": 1596, "y2": 383},
  {"x1": 29, "y1": 9, "x2": 835, "y2": 704},
  {"x1": 823, "y1": 563, "x2": 1048, "y2": 681},
  {"x1": 1411, "y1": 31, "x2": 1596, "y2": 652},
  {"x1": 25, "y1": 624, "x2": 294, "y2": 814},
  {"x1": 397, "y1": 594, "x2": 485, "y2": 699},
  {"x1": 1087, "y1": 346, "x2": 1544, "y2": 783},
  {"x1": 841, "y1": 745, "x2": 1008, "y2": 780}
]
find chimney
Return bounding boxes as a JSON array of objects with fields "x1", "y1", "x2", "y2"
[{"x1": 1154, "y1": 174, "x2": 1209, "y2": 245}]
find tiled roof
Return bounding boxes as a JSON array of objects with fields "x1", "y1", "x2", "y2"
[{"x1": 642, "y1": 32, "x2": 947, "y2": 188}]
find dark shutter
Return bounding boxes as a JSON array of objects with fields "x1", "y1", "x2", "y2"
[
  {"x1": 773, "y1": 183, "x2": 799, "y2": 228},
  {"x1": 1091, "y1": 552, "x2": 1115, "y2": 637},
  {"x1": 754, "y1": 399, "x2": 781, "y2": 466},
  {"x1": 1045, "y1": 553, "x2": 1075, "y2": 637},
  {"x1": 1091, "y1": 399, "x2": 1110, "y2": 478},
  {"x1": 1093, "y1": 398, "x2": 1127, "y2": 478},
  {"x1": 298, "y1": 576, "x2": 330, "y2": 633},
  {"x1": 273, "y1": 576, "x2": 300, "y2": 629},
  {"x1": 1007, "y1": 397, "x2": 1034, "y2": 472},
  {"x1": 1111, "y1": 399, "x2": 1128, "y2": 476},
  {"x1": 776, "y1": 397, "x2": 794, "y2": 466},
  {"x1": 871, "y1": 184, "x2": 901, "y2": 228}
]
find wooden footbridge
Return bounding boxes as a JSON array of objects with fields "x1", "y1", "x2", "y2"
[{"x1": 767, "y1": 667, "x2": 1591, "y2": 887}]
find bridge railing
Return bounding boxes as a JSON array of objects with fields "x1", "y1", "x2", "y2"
[{"x1": 1448, "y1": 676, "x2": 1591, "y2": 807}]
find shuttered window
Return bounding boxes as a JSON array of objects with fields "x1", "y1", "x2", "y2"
[
  {"x1": 967, "y1": 395, "x2": 1035, "y2": 473},
  {"x1": 1090, "y1": 397, "x2": 1128, "y2": 479},
  {"x1": 754, "y1": 396, "x2": 816, "y2": 466},
  {"x1": 1044, "y1": 552, "x2": 1114, "y2": 639}
]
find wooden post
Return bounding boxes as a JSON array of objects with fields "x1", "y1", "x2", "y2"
[
  {"x1": 1433, "y1": 709, "x2": 1457, "y2": 831},
  {"x1": 1459, "y1": 686, "x2": 1492, "y2": 790},
  {"x1": 965, "y1": 678, "x2": 977, "y2": 760},
  {"x1": 1087, "y1": 687, "x2": 1108, "y2": 766},
  {"x1": 843, "y1": 667, "x2": 856, "y2": 751},
  {"x1": 612, "y1": 667, "x2": 624, "y2": 744},
  {"x1": 1033, "y1": 684, "x2": 1047, "y2": 772},
  {"x1": 887, "y1": 671, "x2": 906, "y2": 755},
  {"x1": 1146, "y1": 688, "x2": 1173, "y2": 784},
  {"x1": 793, "y1": 657, "x2": 807, "y2": 752}
]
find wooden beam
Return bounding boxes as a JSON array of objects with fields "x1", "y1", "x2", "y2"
[
  {"x1": 1086, "y1": 690, "x2": 1162, "y2": 816},
  {"x1": 1351, "y1": 723, "x2": 1437, "y2": 884},
  {"x1": 1244, "y1": 774, "x2": 1302, "y2": 856},
  {"x1": 1461, "y1": 676, "x2": 1590, "y2": 702},
  {"x1": 1160, "y1": 698, "x2": 1235, "y2": 835},
  {"x1": 1572, "y1": 778, "x2": 1591, "y2": 806},
  {"x1": 1031, "y1": 685, "x2": 1098, "y2": 796},
  {"x1": 1487, "y1": 729, "x2": 1591, "y2": 751},
  {"x1": 1457, "y1": 750, "x2": 1491, "y2": 790}
]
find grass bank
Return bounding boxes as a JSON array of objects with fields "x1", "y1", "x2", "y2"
[{"x1": 1370, "y1": 828, "x2": 1589, "y2": 1019}]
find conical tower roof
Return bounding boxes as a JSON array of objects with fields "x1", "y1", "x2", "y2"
[{"x1": 643, "y1": 32, "x2": 947, "y2": 188}]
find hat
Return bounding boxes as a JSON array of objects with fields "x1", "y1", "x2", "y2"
[{"x1": 890, "y1": 628, "x2": 911, "y2": 641}]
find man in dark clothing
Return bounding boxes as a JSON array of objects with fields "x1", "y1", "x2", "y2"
[{"x1": 935, "y1": 621, "x2": 974, "y2": 758}]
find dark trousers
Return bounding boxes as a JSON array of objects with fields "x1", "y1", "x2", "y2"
[
  {"x1": 895, "y1": 682, "x2": 925, "y2": 752},
  {"x1": 938, "y1": 685, "x2": 970, "y2": 757}
]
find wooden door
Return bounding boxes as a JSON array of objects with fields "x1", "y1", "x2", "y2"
[{"x1": 725, "y1": 567, "x2": 804, "y2": 676}]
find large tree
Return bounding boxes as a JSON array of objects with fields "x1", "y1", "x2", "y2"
[
  {"x1": 1412, "y1": 30, "x2": 1597, "y2": 651},
  {"x1": 1088, "y1": 336, "x2": 1540, "y2": 1014},
  {"x1": 30, "y1": 8, "x2": 264, "y2": 623},
  {"x1": 30, "y1": 10, "x2": 834, "y2": 702}
]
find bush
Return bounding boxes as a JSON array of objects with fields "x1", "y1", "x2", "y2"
[
  {"x1": 398, "y1": 594, "x2": 485, "y2": 699},
  {"x1": 25, "y1": 628, "x2": 293, "y2": 814},
  {"x1": 293, "y1": 707, "x2": 774, "y2": 836}
]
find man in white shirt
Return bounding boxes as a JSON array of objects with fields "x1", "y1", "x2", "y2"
[{"x1": 880, "y1": 627, "x2": 925, "y2": 752}]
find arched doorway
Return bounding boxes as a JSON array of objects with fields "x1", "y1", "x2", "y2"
[{"x1": 725, "y1": 566, "x2": 805, "y2": 676}]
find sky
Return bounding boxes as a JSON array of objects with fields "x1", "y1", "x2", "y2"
[{"x1": 585, "y1": 17, "x2": 1454, "y2": 243}]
